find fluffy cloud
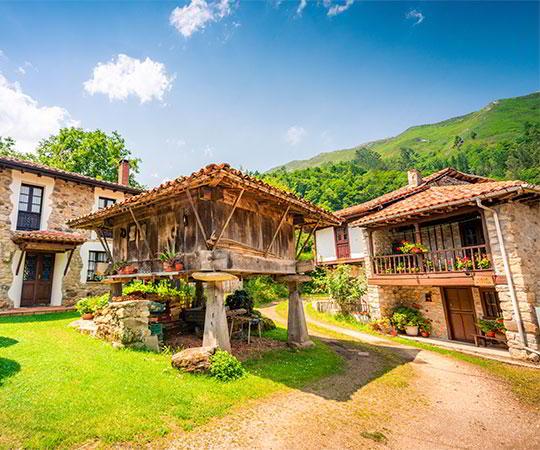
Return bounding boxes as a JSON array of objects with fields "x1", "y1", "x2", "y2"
[
  {"x1": 170, "y1": 0, "x2": 232, "y2": 38},
  {"x1": 406, "y1": 9, "x2": 425, "y2": 26},
  {"x1": 83, "y1": 54, "x2": 173, "y2": 103},
  {"x1": 0, "y1": 74, "x2": 77, "y2": 153},
  {"x1": 285, "y1": 126, "x2": 307, "y2": 146},
  {"x1": 325, "y1": 0, "x2": 354, "y2": 17},
  {"x1": 296, "y1": 0, "x2": 307, "y2": 16}
]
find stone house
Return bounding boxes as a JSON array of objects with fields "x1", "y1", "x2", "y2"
[
  {"x1": 0, "y1": 157, "x2": 141, "y2": 310},
  {"x1": 315, "y1": 168, "x2": 540, "y2": 361}
]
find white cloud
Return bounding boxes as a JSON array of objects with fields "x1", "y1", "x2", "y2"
[
  {"x1": 285, "y1": 126, "x2": 307, "y2": 146},
  {"x1": 296, "y1": 0, "x2": 308, "y2": 16},
  {"x1": 203, "y1": 145, "x2": 214, "y2": 157},
  {"x1": 325, "y1": 0, "x2": 354, "y2": 17},
  {"x1": 83, "y1": 54, "x2": 173, "y2": 104},
  {"x1": 169, "y1": 0, "x2": 233, "y2": 38},
  {"x1": 166, "y1": 137, "x2": 186, "y2": 147},
  {"x1": 406, "y1": 9, "x2": 425, "y2": 26},
  {"x1": 0, "y1": 74, "x2": 77, "y2": 153}
]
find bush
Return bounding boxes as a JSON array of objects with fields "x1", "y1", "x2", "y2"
[
  {"x1": 122, "y1": 280, "x2": 194, "y2": 306},
  {"x1": 314, "y1": 265, "x2": 366, "y2": 314},
  {"x1": 244, "y1": 276, "x2": 288, "y2": 306},
  {"x1": 75, "y1": 294, "x2": 109, "y2": 316},
  {"x1": 225, "y1": 289, "x2": 254, "y2": 313},
  {"x1": 369, "y1": 317, "x2": 392, "y2": 334},
  {"x1": 208, "y1": 350, "x2": 245, "y2": 381}
]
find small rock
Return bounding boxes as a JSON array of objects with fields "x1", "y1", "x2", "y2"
[
  {"x1": 358, "y1": 352, "x2": 370, "y2": 357},
  {"x1": 171, "y1": 346, "x2": 217, "y2": 373}
]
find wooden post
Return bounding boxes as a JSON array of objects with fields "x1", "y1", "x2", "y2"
[
  {"x1": 202, "y1": 281, "x2": 231, "y2": 352},
  {"x1": 110, "y1": 281, "x2": 122, "y2": 301},
  {"x1": 286, "y1": 280, "x2": 313, "y2": 349},
  {"x1": 194, "y1": 280, "x2": 204, "y2": 307}
]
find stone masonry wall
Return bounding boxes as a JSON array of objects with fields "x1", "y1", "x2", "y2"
[
  {"x1": 0, "y1": 168, "x2": 17, "y2": 309},
  {"x1": 485, "y1": 201, "x2": 540, "y2": 361}
]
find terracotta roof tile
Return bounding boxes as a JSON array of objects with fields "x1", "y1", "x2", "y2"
[
  {"x1": 0, "y1": 156, "x2": 142, "y2": 194},
  {"x1": 351, "y1": 181, "x2": 539, "y2": 226},
  {"x1": 68, "y1": 163, "x2": 341, "y2": 228},
  {"x1": 11, "y1": 230, "x2": 87, "y2": 245}
]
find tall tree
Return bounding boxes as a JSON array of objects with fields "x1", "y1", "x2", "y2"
[
  {"x1": 36, "y1": 128, "x2": 142, "y2": 186},
  {"x1": 0, "y1": 137, "x2": 36, "y2": 160}
]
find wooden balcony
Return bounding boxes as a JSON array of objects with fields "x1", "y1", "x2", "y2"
[{"x1": 372, "y1": 245, "x2": 492, "y2": 275}]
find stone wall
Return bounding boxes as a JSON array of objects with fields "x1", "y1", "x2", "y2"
[
  {"x1": 0, "y1": 168, "x2": 16, "y2": 309},
  {"x1": 485, "y1": 201, "x2": 540, "y2": 361},
  {"x1": 94, "y1": 300, "x2": 158, "y2": 351}
]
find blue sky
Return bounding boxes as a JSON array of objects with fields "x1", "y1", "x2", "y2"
[{"x1": 0, "y1": 1, "x2": 538, "y2": 185}]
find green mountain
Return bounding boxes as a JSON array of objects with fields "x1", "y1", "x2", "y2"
[{"x1": 272, "y1": 92, "x2": 540, "y2": 172}]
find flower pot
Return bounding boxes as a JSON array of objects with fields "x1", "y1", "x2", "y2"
[
  {"x1": 82, "y1": 313, "x2": 94, "y2": 320},
  {"x1": 485, "y1": 330, "x2": 496, "y2": 338},
  {"x1": 405, "y1": 325, "x2": 419, "y2": 336},
  {"x1": 174, "y1": 261, "x2": 184, "y2": 271},
  {"x1": 390, "y1": 328, "x2": 398, "y2": 337},
  {"x1": 163, "y1": 261, "x2": 175, "y2": 272},
  {"x1": 421, "y1": 331, "x2": 430, "y2": 338},
  {"x1": 120, "y1": 265, "x2": 137, "y2": 275}
]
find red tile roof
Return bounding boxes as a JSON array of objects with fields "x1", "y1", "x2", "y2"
[
  {"x1": 68, "y1": 163, "x2": 341, "y2": 228},
  {"x1": 351, "y1": 181, "x2": 540, "y2": 226},
  {"x1": 336, "y1": 168, "x2": 493, "y2": 220},
  {"x1": 11, "y1": 230, "x2": 87, "y2": 245},
  {"x1": 0, "y1": 156, "x2": 142, "y2": 194}
]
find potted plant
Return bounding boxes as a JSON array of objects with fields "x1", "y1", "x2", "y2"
[
  {"x1": 391, "y1": 305, "x2": 425, "y2": 336},
  {"x1": 477, "y1": 318, "x2": 503, "y2": 337},
  {"x1": 159, "y1": 249, "x2": 183, "y2": 272},
  {"x1": 76, "y1": 297, "x2": 94, "y2": 320},
  {"x1": 419, "y1": 317, "x2": 432, "y2": 337},
  {"x1": 405, "y1": 316, "x2": 420, "y2": 336}
]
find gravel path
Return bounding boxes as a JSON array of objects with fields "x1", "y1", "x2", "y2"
[{"x1": 168, "y1": 304, "x2": 540, "y2": 450}]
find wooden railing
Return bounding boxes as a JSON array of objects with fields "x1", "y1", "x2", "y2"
[{"x1": 373, "y1": 245, "x2": 492, "y2": 275}]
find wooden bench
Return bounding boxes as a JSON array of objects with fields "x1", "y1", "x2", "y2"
[{"x1": 473, "y1": 334, "x2": 508, "y2": 348}]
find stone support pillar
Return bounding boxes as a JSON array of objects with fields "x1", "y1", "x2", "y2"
[
  {"x1": 202, "y1": 281, "x2": 231, "y2": 352},
  {"x1": 287, "y1": 281, "x2": 313, "y2": 349}
]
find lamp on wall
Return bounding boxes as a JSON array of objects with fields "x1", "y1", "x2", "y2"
[{"x1": 424, "y1": 292, "x2": 432, "y2": 302}]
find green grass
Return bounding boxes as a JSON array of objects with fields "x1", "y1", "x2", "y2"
[
  {"x1": 0, "y1": 312, "x2": 343, "y2": 448},
  {"x1": 294, "y1": 302, "x2": 540, "y2": 409},
  {"x1": 273, "y1": 92, "x2": 540, "y2": 171}
]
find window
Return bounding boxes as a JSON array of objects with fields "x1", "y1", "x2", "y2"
[
  {"x1": 98, "y1": 197, "x2": 116, "y2": 237},
  {"x1": 17, "y1": 184, "x2": 43, "y2": 231},
  {"x1": 460, "y1": 217, "x2": 485, "y2": 247},
  {"x1": 87, "y1": 250, "x2": 107, "y2": 282},
  {"x1": 334, "y1": 226, "x2": 350, "y2": 259},
  {"x1": 480, "y1": 289, "x2": 502, "y2": 319},
  {"x1": 98, "y1": 197, "x2": 116, "y2": 209}
]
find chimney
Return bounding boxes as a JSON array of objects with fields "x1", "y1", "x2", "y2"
[
  {"x1": 118, "y1": 159, "x2": 130, "y2": 186},
  {"x1": 407, "y1": 168, "x2": 422, "y2": 187}
]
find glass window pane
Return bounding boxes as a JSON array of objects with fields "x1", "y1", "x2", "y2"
[
  {"x1": 33, "y1": 188, "x2": 42, "y2": 198},
  {"x1": 31, "y1": 204, "x2": 40, "y2": 213},
  {"x1": 20, "y1": 185, "x2": 30, "y2": 195}
]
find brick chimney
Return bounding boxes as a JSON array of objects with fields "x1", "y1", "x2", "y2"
[
  {"x1": 118, "y1": 159, "x2": 130, "y2": 186},
  {"x1": 407, "y1": 168, "x2": 422, "y2": 187}
]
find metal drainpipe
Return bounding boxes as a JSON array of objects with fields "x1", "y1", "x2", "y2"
[{"x1": 475, "y1": 199, "x2": 538, "y2": 356}]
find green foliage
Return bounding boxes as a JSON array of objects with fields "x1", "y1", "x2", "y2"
[
  {"x1": 122, "y1": 280, "x2": 194, "y2": 305},
  {"x1": 35, "y1": 127, "x2": 142, "y2": 187},
  {"x1": 0, "y1": 136, "x2": 36, "y2": 160},
  {"x1": 75, "y1": 294, "x2": 108, "y2": 315},
  {"x1": 208, "y1": 350, "x2": 246, "y2": 381},
  {"x1": 390, "y1": 306, "x2": 423, "y2": 331},
  {"x1": 225, "y1": 289, "x2": 254, "y2": 312},
  {"x1": 244, "y1": 276, "x2": 288, "y2": 306},
  {"x1": 478, "y1": 318, "x2": 506, "y2": 333},
  {"x1": 314, "y1": 265, "x2": 366, "y2": 313}
]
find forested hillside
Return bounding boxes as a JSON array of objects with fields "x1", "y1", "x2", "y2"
[
  {"x1": 261, "y1": 110, "x2": 540, "y2": 211},
  {"x1": 272, "y1": 92, "x2": 540, "y2": 172}
]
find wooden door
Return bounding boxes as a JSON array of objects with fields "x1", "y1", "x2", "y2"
[
  {"x1": 21, "y1": 253, "x2": 55, "y2": 307},
  {"x1": 443, "y1": 288, "x2": 477, "y2": 342},
  {"x1": 334, "y1": 226, "x2": 350, "y2": 259}
]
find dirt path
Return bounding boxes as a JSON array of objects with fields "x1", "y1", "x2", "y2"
[{"x1": 168, "y1": 304, "x2": 540, "y2": 450}]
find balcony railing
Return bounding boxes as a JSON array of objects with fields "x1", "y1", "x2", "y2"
[{"x1": 373, "y1": 245, "x2": 492, "y2": 275}]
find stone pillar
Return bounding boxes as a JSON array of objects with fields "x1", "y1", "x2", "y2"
[
  {"x1": 203, "y1": 281, "x2": 231, "y2": 352},
  {"x1": 194, "y1": 280, "x2": 204, "y2": 307},
  {"x1": 287, "y1": 281, "x2": 313, "y2": 349},
  {"x1": 110, "y1": 281, "x2": 122, "y2": 300}
]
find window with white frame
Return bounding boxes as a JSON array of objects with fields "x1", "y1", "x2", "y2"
[
  {"x1": 17, "y1": 184, "x2": 43, "y2": 231},
  {"x1": 87, "y1": 250, "x2": 107, "y2": 281}
]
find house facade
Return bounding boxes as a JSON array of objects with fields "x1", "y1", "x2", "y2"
[
  {"x1": 0, "y1": 157, "x2": 140, "y2": 310},
  {"x1": 315, "y1": 168, "x2": 540, "y2": 361}
]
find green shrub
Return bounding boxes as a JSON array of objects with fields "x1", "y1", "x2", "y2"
[
  {"x1": 244, "y1": 276, "x2": 288, "y2": 306},
  {"x1": 390, "y1": 305, "x2": 423, "y2": 331},
  {"x1": 122, "y1": 280, "x2": 194, "y2": 306},
  {"x1": 225, "y1": 289, "x2": 254, "y2": 312},
  {"x1": 314, "y1": 265, "x2": 366, "y2": 314},
  {"x1": 208, "y1": 350, "x2": 245, "y2": 381},
  {"x1": 75, "y1": 294, "x2": 109, "y2": 316}
]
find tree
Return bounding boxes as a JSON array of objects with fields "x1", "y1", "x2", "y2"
[
  {"x1": 0, "y1": 137, "x2": 36, "y2": 161},
  {"x1": 398, "y1": 147, "x2": 419, "y2": 170},
  {"x1": 354, "y1": 147, "x2": 383, "y2": 170},
  {"x1": 453, "y1": 135, "x2": 464, "y2": 149},
  {"x1": 314, "y1": 265, "x2": 366, "y2": 314},
  {"x1": 36, "y1": 127, "x2": 142, "y2": 186}
]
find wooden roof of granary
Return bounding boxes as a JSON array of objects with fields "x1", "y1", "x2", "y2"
[
  {"x1": 351, "y1": 180, "x2": 540, "y2": 227},
  {"x1": 68, "y1": 163, "x2": 341, "y2": 229}
]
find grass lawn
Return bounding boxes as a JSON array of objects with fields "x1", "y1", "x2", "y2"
[
  {"x1": 0, "y1": 312, "x2": 343, "y2": 448},
  {"x1": 278, "y1": 301, "x2": 540, "y2": 409}
]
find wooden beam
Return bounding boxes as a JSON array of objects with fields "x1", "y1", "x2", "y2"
[
  {"x1": 15, "y1": 248, "x2": 25, "y2": 276},
  {"x1": 186, "y1": 188, "x2": 208, "y2": 248},
  {"x1": 96, "y1": 230, "x2": 113, "y2": 262},
  {"x1": 264, "y1": 205, "x2": 291, "y2": 257},
  {"x1": 210, "y1": 188, "x2": 244, "y2": 249},
  {"x1": 296, "y1": 219, "x2": 320, "y2": 259},
  {"x1": 294, "y1": 224, "x2": 304, "y2": 254},
  {"x1": 63, "y1": 249, "x2": 75, "y2": 276},
  {"x1": 129, "y1": 207, "x2": 153, "y2": 257}
]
